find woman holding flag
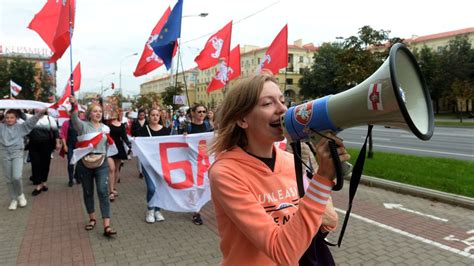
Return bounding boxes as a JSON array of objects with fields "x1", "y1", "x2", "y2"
[
  {"x1": 1, "y1": 108, "x2": 46, "y2": 210},
  {"x1": 69, "y1": 96, "x2": 117, "y2": 238},
  {"x1": 208, "y1": 72, "x2": 349, "y2": 265}
]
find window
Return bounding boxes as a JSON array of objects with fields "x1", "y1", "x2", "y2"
[
  {"x1": 299, "y1": 56, "x2": 303, "y2": 63},
  {"x1": 286, "y1": 78, "x2": 293, "y2": 85}
]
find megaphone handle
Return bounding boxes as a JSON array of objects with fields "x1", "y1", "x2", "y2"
[{"x1": 328, "y1": 140, "x2": 343, "y2": 191}]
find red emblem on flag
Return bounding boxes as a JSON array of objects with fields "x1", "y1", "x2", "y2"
[{"x1": 294, "y1": 102, "x2": 313, "y2": 125}]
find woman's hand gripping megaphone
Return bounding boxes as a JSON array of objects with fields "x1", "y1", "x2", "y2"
[{"x1": 311, "y1": 133, "x2": 351, "y2": 190}]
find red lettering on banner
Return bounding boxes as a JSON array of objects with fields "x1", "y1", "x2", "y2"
[
  {"x1": 196, "y1": 140, "x2": 210, "y2": 186},
  {"x1": 160, "y1": 142, "x2": 193, "y2": 189}
]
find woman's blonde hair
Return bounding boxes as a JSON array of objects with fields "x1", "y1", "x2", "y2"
[
  {"x1": 210, "y1": 72, "x2": 278, "y2": 155},
  {"x1": 86, "y1": 103, "x2": 102, "y2": 121}
]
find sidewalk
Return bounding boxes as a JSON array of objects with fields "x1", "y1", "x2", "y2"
[
  {"x1": 1, "y1": 153, "x2": 472, "y2": 265},
  {"x1": 0, "y1": 155, "x2": 221, "y2": 265}
]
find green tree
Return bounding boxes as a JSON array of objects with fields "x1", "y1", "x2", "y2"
[
  {"x1": 337, "y1": 26, "x2": 395, "y2": 88},
  {"x1": 0, "y1": 59, "x2": 9, "y2": 98},
  {"x1": 135, "y1": 92, "x2": 162, "y2": 110},
  {"x1": 415, "y1": 46, "x2": 444, "y2": 113},
  {"x1": 299, "y1": 42, "x2": 344, "y2": 99},
  {"x1": 450, "y1": 79, "x2": 474, "y2": 122},
  {"x1": 161, "y1": 83, "x2": 184, "y2": 109},
  {"x1": 8, "y1": 58, "x2": 37, "y2": 99},
  {"x1": 38, "y1": 71, "x2": 54, "y2": 102}
]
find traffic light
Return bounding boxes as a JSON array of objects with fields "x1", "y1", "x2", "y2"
[{"x1": 111, "y1": 82, "x2": 115, "y2": 89}]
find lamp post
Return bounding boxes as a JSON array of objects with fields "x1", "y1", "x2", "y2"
[
  {"x1": 182, "y1": 12, "x2": 208, "y2": 18},
  {"x1": 119, "y1": 52, "x2": 138, "y2": 96},
  {"x1": 100, "y1": 72, "x2": 116, "y2": 96}
]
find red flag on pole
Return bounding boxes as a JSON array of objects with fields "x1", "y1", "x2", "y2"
[
  {"x1": 133, "y1": 7, "x2": 178, "y2": 77},
  {"x1": 50, "y1": 62, "x2": 81, "y2": 109},
  {"x1": 195, "y1": 21, "x2": 232, "y2": 70},
  {"x1": 258, "y1": 25, "x2": 288, "y2": 75},
  {"x1": 28, "y1": 0, "x2": 75, "y2": 63},
  {"x1": 206, "y1": 45, "x2": 241, "y2": 93}
]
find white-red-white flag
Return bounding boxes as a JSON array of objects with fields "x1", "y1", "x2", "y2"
[
  {"x1": 10, "y1": 80, "x2": 22, "y2": 97},
  {"x1": 71, "y1": 126, "x2": 117, "y2": 164}
]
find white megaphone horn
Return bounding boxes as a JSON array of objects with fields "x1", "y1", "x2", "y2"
[
  {"x1": 282, "y1": 43, "x2": 434, "y2": 191},
  {"x1": 282, "y1": 43, "x2": 434, "y2": 143}
]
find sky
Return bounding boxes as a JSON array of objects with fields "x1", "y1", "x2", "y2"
[{"x1": 1, "y1": 0, "x2": 473, "y2": 98}]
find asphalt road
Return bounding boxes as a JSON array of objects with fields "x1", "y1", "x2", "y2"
[{"x1": 338, "y1": 126, "x2": 474, "y2": 161}]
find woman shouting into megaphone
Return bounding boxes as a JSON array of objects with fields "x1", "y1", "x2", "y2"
[{"x1": 208, "y1": 72, "x2": 350, "y2": 265}]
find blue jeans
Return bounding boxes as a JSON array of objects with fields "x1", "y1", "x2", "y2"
[
  {"x1": 76, "y1": 158, "x2": 110, "y2": 218},
  {"x1": 142, "y1": 165, "x2": 160, "y2": 211}
]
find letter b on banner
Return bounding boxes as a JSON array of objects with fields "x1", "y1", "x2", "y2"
[
  {"x1": 159, "y1": 140, "x2": 211, "y2": 189},
  {"x1": 160, "y1": 142, "x2": 193, "y2": 189}
]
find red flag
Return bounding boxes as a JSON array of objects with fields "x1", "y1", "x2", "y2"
[
  {"x1": 28, "y1": 0, "x2": 75, "y2": 63},
  {"x1": 133, "y1": 7, "x2": 177, "y2": 77},
  {"x1": 195, "y1": 21, "x2": 232, "y2": 70},
  {"x1": 206, "y1": 45, "x2": 241, "y2": 93},
  {"x1": 258, "y1": 25, "x2": 288, "y2": 75},
  {"x1": 50, "y1": 62, "x2": 81, "y2": 109}
]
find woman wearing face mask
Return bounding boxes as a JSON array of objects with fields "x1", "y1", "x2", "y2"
[
  {"x1": 136, "y1": 106, "x2": 171, "y2": 223},
  {"x1": 69, "y1": 96, "x2": 117, "y2": 238},
  {"x1": 208, "y1": 73, "x2": 350, "y2": 265},
  {"x1": 0, "y1": 108, "x2": 46, "y2": 210}
]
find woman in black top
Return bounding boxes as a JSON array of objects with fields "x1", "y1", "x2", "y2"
[
  {"x1": 108, "y1": 111, "x2": 131, "y2": 201},
  {"x1": 136, "y1": 107, "x2": 170, "y2": 224},
  {"x1": 187, "y1": 103, "x2": 213, "y2": 225},
  {"x1": 131, "y1": 109, "x2": 147, "y2": 178},
  {"x1": 131, "y1": 109, "x2": 147, "y2": 137}
]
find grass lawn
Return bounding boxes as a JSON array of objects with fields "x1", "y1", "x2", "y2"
[
  {"x1": 435, "y1": 121, "x2": 474, "y2": 127},
  {"x1": 347, "y1": 148, "x2": 474, "y2": 198}
]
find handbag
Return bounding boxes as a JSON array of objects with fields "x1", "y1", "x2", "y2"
[{"x1": 81, "y1": 153, "x2": 105, "y2": 169}]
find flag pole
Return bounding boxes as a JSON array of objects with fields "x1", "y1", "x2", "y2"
[
  {"x1": 176, "y1": 41, "x2": 190, "y2": 106},
  {"x1": 179, "y1": 48, "x2": 189, "y2": 104},
  {"x1": 68, "y1": 0, "x2": 75, "y2": 97}
]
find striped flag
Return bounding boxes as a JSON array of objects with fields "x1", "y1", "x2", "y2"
[{"x1": 10, "y1": 80, "x2": 22, "y2": 97}]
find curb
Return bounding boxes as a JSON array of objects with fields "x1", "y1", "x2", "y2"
[{"x1": 347, "y1": 175, "x2": 474, "y2": 210}]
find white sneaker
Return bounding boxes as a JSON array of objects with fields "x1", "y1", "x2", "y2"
[
  {"x1": 17, "y1": 194, "x2": 27, "y2": 207},
  {"x1": 145, "y1": 210, "x2": 156, "y2": 224},
  {"x1": 155, "y1": 211, "x2": 165, "y2": 222},
  {"x1": 8, "y1": 200, "x2": 18, "y2": 210}
]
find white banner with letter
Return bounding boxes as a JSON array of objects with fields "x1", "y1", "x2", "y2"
[{"x1": 131, "y1": 132, "x2": 215, "y2": 212}]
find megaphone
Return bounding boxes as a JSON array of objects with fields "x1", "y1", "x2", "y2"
[{"x1": 282, "y1": 43, "x2": 434, "y2": 143}]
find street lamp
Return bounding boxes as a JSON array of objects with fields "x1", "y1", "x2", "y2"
[
  {"x1": 182, "y1": 12, "x2": 208, "y2": 18},
  {"x1": 119, "y1": 52, "x2": 138, "y2": 96},
  {"x1": 100, "y1": 72, "x2": 116, "y2": 96}
]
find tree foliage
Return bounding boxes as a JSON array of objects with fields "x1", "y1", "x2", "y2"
[
  {"x1": 414, "y1": 35, "x2": 474, "y2": 115},
  {"x1": 161, "y1": 83, "x2": 185, "y2": 109},
  {"x1": 135, "y1": 92, "x2": 162, "y2": 110},
  {"x1": 299, "y1": 43, "x2": 344, "y2": 98},
  {"x1": 0, "y1": 57, "x2": 55, "y2": 100},
  {"x1": 300, "y1": 25, "x2": 473, "y2": 118}
]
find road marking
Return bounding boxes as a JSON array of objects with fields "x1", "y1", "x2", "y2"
[
  {"x1": 383, "y1": 203, "x2": 448, "y2": 222},
  {"x1": 335, "y1": 208, "x2": 474, "y2": 259},
  {"x1": 344, "y1": 141, "x2": 474, "y2": 159},
  {"x1": 364, "y1": 137, "x2": 391, "y2": 141},
  {"x1": 444, "y1": 230, "x2": 474, "y2": 253}
]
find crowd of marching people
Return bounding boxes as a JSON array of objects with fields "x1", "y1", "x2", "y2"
[
  {"x1": 1, "y1": 73, "x2": 347, "y2": 264},
  {"x1": 0, "y1": 98, "x2": 216, "y2": 236}
]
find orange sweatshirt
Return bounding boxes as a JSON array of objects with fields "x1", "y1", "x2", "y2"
[{"x1": 209, "y1": 146, "x2": 334, "y2": 265}]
